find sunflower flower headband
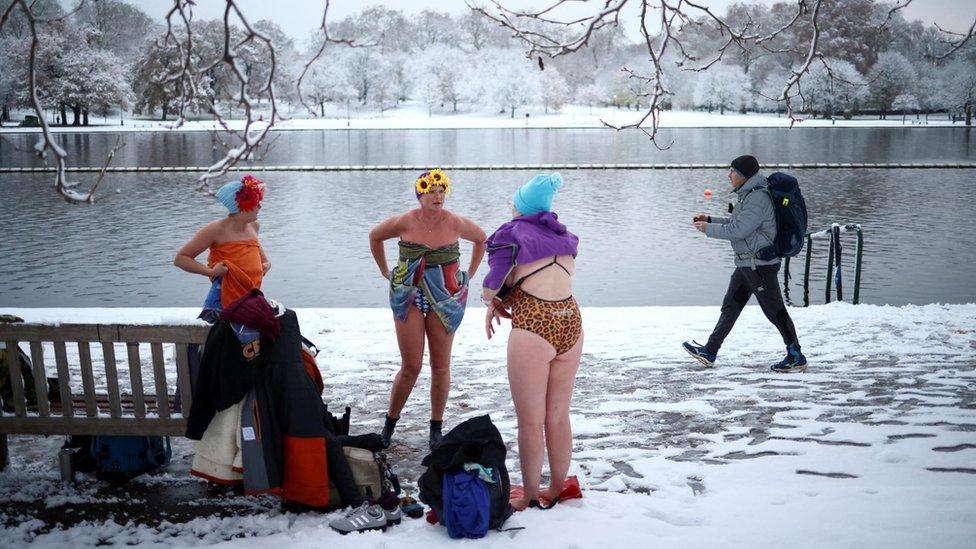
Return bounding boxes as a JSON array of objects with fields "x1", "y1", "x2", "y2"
[{"x1": 415, "y1": 168, "x2": 451, "y2": 196}]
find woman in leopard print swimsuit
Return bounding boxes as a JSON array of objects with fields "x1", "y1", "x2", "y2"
[{"x1": 482, "y1": 173, "x2": 582, "y2": 511}]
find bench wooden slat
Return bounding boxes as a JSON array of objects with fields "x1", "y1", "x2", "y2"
[
  {"x1": 96, "y1": 324, "x2": 120, "y2": 343},
  {"x1": 0, "y1": 416, "x2": 187, "y2": 437},
  {"x1": 174, "y1": 343, "x2": 193, "y2": 417},
  {"x1": 126, "y1": 343, "x2": 146, "y2": 419},
  {"x1": 4, "y1": 341, "x2": 27, "y2": 418},
  {"x1": 50, "y1": 394, "x2": 167, "y2": 414},
  {"x1": 28, "y1": 341, "x2": 49, "y2": 418},
  {"x1": 150, "y1": 342, "x2": 169, "y2": 419},
  {"x1": 0, "y1": 324, "x2": 100, "y2": 342},
  {"x1": 118, "y1": 325, "x2": 209, "y2": 344},
  {"x1": 102, "y1": 342, "x2": 122, "y2": 418},
  {"x1": 0, "y1": 323, "x2": 207, "y2": 344},
  {"x1": 53, "y1": 341, "x2": 73, "y2": 419},
  {"x1": 78, "y1": 342, "x2": 98, "y2": 418}
]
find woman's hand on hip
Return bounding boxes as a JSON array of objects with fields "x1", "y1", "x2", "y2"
[
  {"x1": 485, "y1": 301, "x2": 511, "y2": 340},
  {"x1": 210, "y1": 262, "x2": 228, "y2": 280}
]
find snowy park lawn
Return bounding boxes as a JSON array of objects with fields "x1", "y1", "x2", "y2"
[
  {"x1": 1, "y1": 302, "x2": 974, "y2": 548},
  {"x1": 0, "y1": 102, "x2": 958, "y2": 133}
]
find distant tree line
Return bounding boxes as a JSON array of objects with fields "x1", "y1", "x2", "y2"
[{"x1": 1, "y1": 0, "x2": 973, "y2": 127}]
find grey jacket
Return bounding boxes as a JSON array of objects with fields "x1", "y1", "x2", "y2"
[{"x1": 705, "y1": 172, "x2": 779, "y2": 268}]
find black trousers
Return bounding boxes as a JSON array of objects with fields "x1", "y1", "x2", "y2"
[{"x1": 706, "y1": 263, "x2": 799, "y2": 354}]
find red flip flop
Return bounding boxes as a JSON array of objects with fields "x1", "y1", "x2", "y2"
[{"x1": 510, "y1": 475, "x2": 583, "y2": 509}]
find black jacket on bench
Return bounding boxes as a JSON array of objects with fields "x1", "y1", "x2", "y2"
[
  {"x1": 185, "y1": 320, "x2": 260, "y2": 440},
  {"x1": 185, "y1": 310, "x2": 362, "y2": 507}
]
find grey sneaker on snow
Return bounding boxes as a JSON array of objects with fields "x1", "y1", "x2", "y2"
[
  {"x1": 383, "y1": 503, "x2": 402, "y2": 525},
  {"x1": 329, "y1": 502, "x2": 389, "y2": 534}
]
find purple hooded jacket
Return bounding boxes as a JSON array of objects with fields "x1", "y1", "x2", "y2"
[{"x1": 483, "y1": 211, "x2": 579, "y2": 292}]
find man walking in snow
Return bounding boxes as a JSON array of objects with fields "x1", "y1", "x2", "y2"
[{"x1": 683, "y1": 155, "x2": 807, "y2": 373}]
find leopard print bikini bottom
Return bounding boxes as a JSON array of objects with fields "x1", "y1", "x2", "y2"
[{"x1": 509, "y1": 287, "x2": 582, "y2": 355}]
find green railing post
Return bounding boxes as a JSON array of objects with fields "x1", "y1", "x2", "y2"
[
  {"x1": 850, "y1": 224, "x2": 863, "y2": 305},
  {"x1": 833, "y1": 224, "x2": 843, "y2": 302},
  {"x1": 825, "y1": 229, "x2": 835, "y2": 304}
]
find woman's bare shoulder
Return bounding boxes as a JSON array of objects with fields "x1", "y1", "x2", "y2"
[{"x1": 199, "y1": 218, "x2": 227, "y2": 237}]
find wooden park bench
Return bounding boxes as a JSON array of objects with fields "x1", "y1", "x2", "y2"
[{"x1": 0, "y1": 322, "x2": 209, "y2": 470}]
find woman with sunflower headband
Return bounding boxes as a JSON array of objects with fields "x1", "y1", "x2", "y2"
[
  {"x1": 174, "y1": 174, "x2": 271, "y2": 318},
  {"x1": 368, "y1": 169, "x2": 487, "y2": 449}
]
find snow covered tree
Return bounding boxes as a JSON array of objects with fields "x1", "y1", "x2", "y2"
[
  {"x1": 577, "y1": 83, "x2": 606, "y2": 114},
  {"x1": 252, "y1": 20, "x2": 300, "y2": 104},
  {"x1": 411, "y1": 45, "x2": 466, "y2": 113},
  {"x1": 0, "y1": 0, "x2": 63, "y2": 40},
  {"x1": 75, "y1": 0, "x2": 157, "y2": 63},
  {"x1": 892, "y1": 93, "x2": 919, "y2": 122},
  {"x1": 693, "y1": 65, "x2": 750, "y2": 115},
  {"x1": 540, "y1": 68, "x2": 570, "y2": 113},
  {"x1": 342, "y1": 48, "x2": 380, "y2": 105},
  {"x1": 386, "y1": 52, "x2": 413, "y2": 104},
  {"x1": 413, "y1": 10, "x2": 459, "y2": 47},
  {"x1": 868, "y1": 51, "x2": 918, "y2": 119},
  {"x1": 62, "y1": 47, "x2": 133, "y2": 124},
  {"x1": 131, "y1": 29, "x2": 214, "y2": 120},
  {"x1": 491, "y1": 61, "x2": 538, "y2": 118},
  {"x1": 459, "y1": 10, "x2": 489, "y2": 51},
  {"x1": 305, "y1": 63, "x2": 356, "y2": 117},
  {"x1": 913, "y1": 64, "x2": 950, "y2": 121},
  {"x1": 9, "y1": 22, "x2": 130, "y2": 126},
  {"x1": 943, "y1": 60, "x2": 976, "y2": 126},
  {"x1": 804, "y1": 59, "x2": 867, "y2": 118},
  {"x1": 329, "y1": 6, "x2": 414, "y2": 54},
  {"x1": 610, "y1": 72, "x2": 638, "y2": 109},
  {"x1": 0, "y1": 37, "x2": 17, "y2": 122}
]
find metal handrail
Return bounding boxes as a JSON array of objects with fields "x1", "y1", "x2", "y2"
[{"x1": 783, "y1": 223, "x2": 863, "y2": 306}]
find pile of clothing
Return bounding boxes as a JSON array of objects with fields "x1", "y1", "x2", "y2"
[{"x1": 185, "y1": 289, "x2": 362, "y2": 508}]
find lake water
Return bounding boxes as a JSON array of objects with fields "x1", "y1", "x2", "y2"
[{"x1": 0, "y1": 128, "x2": 974, "y2": 308}]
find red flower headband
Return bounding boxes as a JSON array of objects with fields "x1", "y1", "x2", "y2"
[{"x1": 236, "y1": 174, "x2": 265, "y2": 212}]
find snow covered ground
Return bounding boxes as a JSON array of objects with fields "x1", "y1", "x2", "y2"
[
  {"x1": 1, "y1": 303, "x2": 974, "y2": 548},
  {"x1": 0, "y1": 102, "x2": 958, "y2": 133}
]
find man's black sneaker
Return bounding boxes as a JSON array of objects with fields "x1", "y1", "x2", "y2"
[
  {"x1": 682, "y1": 340, "x2": 717, "y2": 368},
  {"x1": 771, "y1": 343, "x2": 807, "y2": 373}
]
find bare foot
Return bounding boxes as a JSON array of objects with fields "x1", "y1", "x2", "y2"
[{"x1": 510, "y1": 496, "x2": 532, "y2": 511}]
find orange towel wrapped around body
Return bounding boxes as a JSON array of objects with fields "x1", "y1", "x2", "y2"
[{"x1": 208, "y1": 239, "x2": 264, "y2": 308}]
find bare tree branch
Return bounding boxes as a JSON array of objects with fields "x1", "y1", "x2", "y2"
[
  {"x1": 878, "y1": 0, "x2": 913, "y2": 33},
  {"x1": 294, "y1": 0, "x2": 371, "y2": 118},
  {"x1": 934, "y1": 19, "x2": 976, "y2": 60},
  {"x1": 158, "y1": 0, "x2": 283, "y2": 190},
  {"x1": 472, "y1": 0, "x2": 836, "y2": 145}
]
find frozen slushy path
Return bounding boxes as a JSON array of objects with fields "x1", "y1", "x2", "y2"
[{"x1": 1, "y1": 303, "x2": 974, "y2": 548}]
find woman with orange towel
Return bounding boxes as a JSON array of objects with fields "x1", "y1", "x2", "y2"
[{"x1": 175, "y1": 174, "x2": 270, "y2": 317}]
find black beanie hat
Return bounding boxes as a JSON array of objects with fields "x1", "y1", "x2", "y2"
[{"x1": 730, "y1": 155, "x2": 760, "y2": 179}]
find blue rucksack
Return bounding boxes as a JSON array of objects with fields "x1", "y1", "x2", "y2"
[
  {"x1": 91, "y1": 436, "x2": 172, "y2": 476},
  {"x1": 442, "y1": 468, "x2": 494, "y2": 539},
  {"x1": 755, "y1": 172, "x2": 808, "y2": 260}
]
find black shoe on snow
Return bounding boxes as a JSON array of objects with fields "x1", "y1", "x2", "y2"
[
  {"x1": 771, "y1": 343, "x2": 807, "y2": 373},
  {"x1": 428, "y1": 420, "x2": 443, "y2": 450},
  {"x1": 380, "y1": 415, "x2": 398, "y2": 448},
  {"x1": 682, "y1": 340, "x2": 717, "y2": 368}
]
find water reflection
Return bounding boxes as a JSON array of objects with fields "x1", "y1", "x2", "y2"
[
  {"x1": 1, "y1": 168, "x2": 973, "y2": 307},
  {"x1": 2, "y1": 127, "x2": 975, "y2": 169}
]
